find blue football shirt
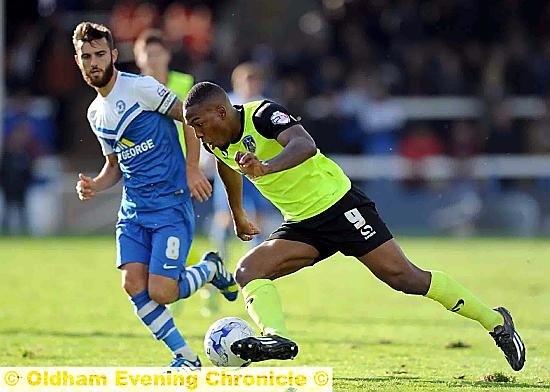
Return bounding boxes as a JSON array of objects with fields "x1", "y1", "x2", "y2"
[{"x1": 86, "y1": 72, "x2": 188, "y2": 216}]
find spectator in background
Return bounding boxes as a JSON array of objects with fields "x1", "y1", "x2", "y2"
[
  {"x1": 448, "y1": 121, "x2": 482, "y2": 159},
  {"x1": 504, "y1": 30, "x2": 537, "y2": 95},
  {"x1": 34, "y1": 24, "x2": 81, "y2": 153},
  {"x1": 110, "y1": 2, "x2": 159, "y2": 52},
  {"x1": 482, "y1": 102, "x2": 540, "y2": 236},
  {"x1": 397, "y1": 43, "x2": 434, "y2": 95},
  {"x1": 134, "y1": 28, "x2": 194, "y2": 109},
  {"x1": 446, "y1": 120, "x2": 483, "y2": 192},
  {"x1": 432, "y1": 121, "x2": 484, "y2": 236},
  {"x1": 341, "y1": 71, "x2": 405, "y2": 155},
  {"x1": 134, "y1": 29, "x2": 205, "y2": 194},
  {"x1": 274, "y1": 73, "x2": 308, "y2": 115},
  {"x1": 134, "y1": 29, "x2": 194, "y2": 151},
  {"x1": 6, "y1": 0, "x2": 550, "y2": 239},
  {"x1": 485, "y1": 101, "x2": 523, "y2": 155},
  {"x1": 482, "y1": 46, "x2": 507, "y2": 100},
  {"x1": 227, "y1": 62, "x2": 267, "y2": 103},
  {"x1": 430, "y1": 42, "x2": 467, "y2": 95},
  {"x1": 485, "y1": 101, "x2": 524, "y2": 192},
  {"x1": 447, "y1": 120, "x2": 484, "y2": 182},
  {"x1": 1, "y1": 123, "x2": 37, "y2": 235},
  {"x1": 6, "y1": 21, "x2": 43, "y2": 92},
  {"x1": 400, "y1": 123, "x2": 444, "y2": 160},
  {"x1": 533, "y1": 38, "x2": 550, "y2": 95},
  {"x1": 527, "y1": 117, "x2": 550, "y2": 154},
  {"x1": 399, "y1": 123, "x2": 444, "y2": 190},
  {"x1": 526, "y1": 98, "x2": 550, "y2": 154},
  {"x1": 526, "y1": 99, "x2": 550, "y2": 193},
  {"x1": 302, "y1": 61, "x2": 363, "y2": 155}
]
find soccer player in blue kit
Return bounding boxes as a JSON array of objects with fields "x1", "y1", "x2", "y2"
[{"x1": 72, "y1": 22, "x2": 238, "y2": 368}]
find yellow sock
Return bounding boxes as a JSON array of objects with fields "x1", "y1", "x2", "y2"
[
  {"x1": 426, "y1": 270, "x2": 503, "y2": 331},
  {"x1": 242, "y1": 279, "x2": 288, "y2": 337}
]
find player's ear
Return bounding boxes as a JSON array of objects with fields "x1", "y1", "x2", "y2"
[
  {"x1": 74, "y1": 54, "x2": 80, "y2": 66},
  {"x1": 217, "y1": 105, "x2": 226, "y2": 119},
  {"x1": 112, "y1": 48, "x2": 119, "y2": 63}
]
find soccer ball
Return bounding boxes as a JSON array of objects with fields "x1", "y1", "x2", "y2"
[{"x1": 204, "y1": 317, "x2": 255, "y2": 367}]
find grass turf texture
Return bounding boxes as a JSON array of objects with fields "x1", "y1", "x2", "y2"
[{"x1": 1, "y1": 236, "x2": 548, "y2": 391}]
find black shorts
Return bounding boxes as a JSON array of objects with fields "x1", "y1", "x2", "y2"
[{"x1": 268, "y1": 185, "x2": 393, "y2": 262}]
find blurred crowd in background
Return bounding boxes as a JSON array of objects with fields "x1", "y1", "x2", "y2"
[{"x1": 3, "y1": 0, "x2": 550, "y2": 237}]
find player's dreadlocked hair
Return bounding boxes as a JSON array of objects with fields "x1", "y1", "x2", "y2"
[
  {"x1": 72, "y1": 22, "x2": 114, "y2": 51},
  {"x1": 184, "y1": 82, "x2": 227, "y2": 109}
]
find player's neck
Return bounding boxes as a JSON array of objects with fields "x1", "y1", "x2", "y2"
[
  {"x1": 96, "y1": 69, "x2": 118, "y2": 97},
  {"x1": 229, "y1": 106, "x2": 244, "y2": 141},
  {"x1": 149, "y1": 69, "x2": 168, "y2": 84}
]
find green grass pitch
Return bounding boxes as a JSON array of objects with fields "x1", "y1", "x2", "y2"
[{"x1": 1, "y1": 236, "x2": 549, "y2": 391}]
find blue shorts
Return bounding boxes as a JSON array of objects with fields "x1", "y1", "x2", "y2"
[{"x1": 115, "y1": 200, "x2": 195, "y2": 280}]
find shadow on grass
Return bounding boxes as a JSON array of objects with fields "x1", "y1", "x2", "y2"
[
  {"x1": 0, "y1": 329, "x2": 204, "y2": 340},
  {"x1": 335, "y1": 376, "x2": 550, "y2": 389},
  {"x1": 288, "y1": 312, "x2": 550, "y2": 331}
]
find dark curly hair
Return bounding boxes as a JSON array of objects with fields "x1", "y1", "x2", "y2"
[
  {"x1": 72, "y1": 22, "x2": 114, "y2": 51},
  {"x1": 184, "y1": 82, "x2": 227, "y2": 108}
]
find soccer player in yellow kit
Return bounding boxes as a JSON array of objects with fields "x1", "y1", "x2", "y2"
[
  {"x1": 182, "y1": 81, "x2": 525, "y2": 371},
  {"x1": 134, "y1": 29, "x2": 194, "y2": 154}
]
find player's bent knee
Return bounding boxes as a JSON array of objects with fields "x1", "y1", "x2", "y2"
[
  {"x1": 148, "y1": 274, "x2": 179, "y2": 304},
  {"x1": 122, "y1": 273, "x2": 147, "y2": 297},
  {"x1": 234, "y1": 260, "x2": 254, "y2": 288},
  {"x1": 148, "y1": 287, "x2": 176, "y2": 305},
  {"x1": 235, "y1": 257, "x2": 265, "y2": 288},
  {"x1": 121, "y1": 263, "x2": 148, "y2": 297}
]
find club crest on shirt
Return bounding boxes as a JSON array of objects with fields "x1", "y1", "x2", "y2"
[
  {"x1": 116, "y1": 100, "x2": 126, "y2": 114},
  {"x1": 242, "y1": 135, "x2": 256, "y2": 153},
  {"x1": 270, "y1": 111, "x2": 291, "y2": 125}
]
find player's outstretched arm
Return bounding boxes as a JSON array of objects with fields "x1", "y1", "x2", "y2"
[
  {"x1": 217, "y1": 159, "x2": 260, "y2": 241},
  {"x1": 168, "y1": 100, "x2": 212, "y2": 202},
  {"x1": 75, "y1": 154, "x2": 121, "y2": 201},
  {"x1": 183, "y1": 122, "x2": 212, "y2": 202}
]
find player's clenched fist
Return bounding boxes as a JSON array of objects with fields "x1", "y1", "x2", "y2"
[
  {"x1": 234, "y1": 151, "x2": 268, "y2": 179},
  {"x1": 75, "y1": 173, "x2": 97, "y2": 201}
]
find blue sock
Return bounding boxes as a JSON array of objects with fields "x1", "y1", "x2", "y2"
[
  {"x1": 178, "y1": 261, "x2": 216, "y2": 299},
  {"x1": 130, "y1": 290, "x2": 195, "y2": 358}
]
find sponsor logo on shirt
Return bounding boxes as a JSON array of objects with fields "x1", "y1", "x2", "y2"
[
  {"x1": 270, "y1": 111, "x2": 291, "y2": 125},
  {"x1": 116, "y1": 138, "x2": 156, "y2": 160}
]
